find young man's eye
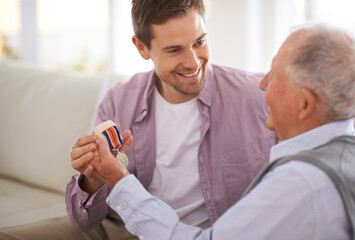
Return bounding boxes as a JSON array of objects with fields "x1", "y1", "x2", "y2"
[{"x1": 167, "y1": 48, "x2": 180, "y2": 54}]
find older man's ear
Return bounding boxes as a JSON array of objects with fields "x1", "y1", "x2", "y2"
[{"x1": 298, "y1": 88, "x2": 317, "y2": 120}]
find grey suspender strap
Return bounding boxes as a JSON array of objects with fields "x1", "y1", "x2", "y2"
[{"x1": 242, "y1": 136, "x2": 355, "y2": 239}]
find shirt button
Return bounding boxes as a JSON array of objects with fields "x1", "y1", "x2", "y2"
[{"x1": 116, "y1": 205, "x2": 122, "y2": 212}]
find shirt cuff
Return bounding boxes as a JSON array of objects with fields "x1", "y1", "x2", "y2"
[
  {"x1": 106, "y1": 174, "x2": 153, "y2": 221},
  {"x1": 75, "y1": 174, "x2": 108, "y2": 208}
]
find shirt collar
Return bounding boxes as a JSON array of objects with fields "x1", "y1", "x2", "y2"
[
  {"x1": 134, "y1": 70, "x2": 155, "y2": 123},
  {"x1": 196, "y1": 63, "x2": 213, "y2": 107},
  {"x1": 270, "y1": 119, "x2": 355, "y2": 162}
]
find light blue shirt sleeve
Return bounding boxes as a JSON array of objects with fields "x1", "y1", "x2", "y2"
[
  {"x1": 107, "y1": 161, "x2": 348, "y2": 240},
  {"x1": 106, "y1": 174, "x2": 211, "y2": 240}
]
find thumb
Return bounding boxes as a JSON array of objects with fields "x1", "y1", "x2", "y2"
[{"x1": 96, "y1": 138, "x2": 112, "y2": 159}]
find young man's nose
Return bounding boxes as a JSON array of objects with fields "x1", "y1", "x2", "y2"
[{"x1": 182, "y1": 49, "x2": 200, "y2": 70}]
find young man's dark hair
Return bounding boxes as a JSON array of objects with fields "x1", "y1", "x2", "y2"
[{"x1": 131, "y1": 0, "x2": 205, "y2": 49}]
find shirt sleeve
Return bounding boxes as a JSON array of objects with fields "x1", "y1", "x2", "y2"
[
  {"x1": 65, "y1": 173, "x2": 110, "y2": 231},
  {"x1": 106, "y1": 174, "x2": 212, "y2": 240},
  {"x1": 107, "y1": 162, "x2": 343, "y2": 240}
]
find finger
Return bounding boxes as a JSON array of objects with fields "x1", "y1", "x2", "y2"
[
  {"x1": 120, "y1": 129, "x2": 133, "y2": 150},
  {"x1": 115, "y1": 122, "x2": 121, "y2": 131},
  {"x1": 71, "y1": 142, "x2": 97, "y2": 161},
  {"x1": 121, "y1": 129, "x2": 131, "y2": 141},
  {"x1": 72, "y1": 135, "x2": 98, "y2": 149},
  {"x1": 119, "y1": 135, "x2": 133, "y2": 153},
  {"x1": 96, "y1": 138, "x2": 114, "y2": 160},
  {"x1": 89, "y1": 149, "x2": 101, "y2": 166},
  {"x1": 82, "y1": 164, "x2": 95, "y2": 177},
  {"x1": 71, "y1": 151, "x2": 95, "y2": 171}
]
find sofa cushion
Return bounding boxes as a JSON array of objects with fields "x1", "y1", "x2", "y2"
[
  {"x1": 0, "y1": 178, "x2": 67, "y2": 228},
  {"x1": 0, "y1": 61, "x2": 103, "y2": 193}
]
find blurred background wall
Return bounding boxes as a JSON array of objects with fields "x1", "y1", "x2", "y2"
[{"x1": 1, "y1": 0, "x2": 355, "y2": 76}]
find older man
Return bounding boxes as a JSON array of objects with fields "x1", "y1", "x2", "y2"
[{"x1": 92, "y1": 24, "x2": 355, "y2": 240}]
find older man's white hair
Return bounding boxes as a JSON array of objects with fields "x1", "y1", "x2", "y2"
[{"x1": 286, "y1": 24, "x2": 355, "y2": 121}]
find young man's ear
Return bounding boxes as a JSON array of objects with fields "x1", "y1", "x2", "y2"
[
  {"x1": 132, "y1": 35, "x2": 150, "y2": 60},
  {"x1": 299, "y1": 88, "x2": 317, "y2": 120}
]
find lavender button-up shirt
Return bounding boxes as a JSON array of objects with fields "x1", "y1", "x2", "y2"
[{"x1": 66, "y1": 64, "x2": 277, "y2": 231}]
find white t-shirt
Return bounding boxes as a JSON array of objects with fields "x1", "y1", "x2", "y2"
[{"x1": 148, "y1": 88, "x2": 210, "y2": 228}]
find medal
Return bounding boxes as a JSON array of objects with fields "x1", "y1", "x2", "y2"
[
  {"x1": 94, "y1": 120, "x2": 129, "y2": 167},
  {"x1": 116, "y1": 151, "x2": 129, "y2": 167}
]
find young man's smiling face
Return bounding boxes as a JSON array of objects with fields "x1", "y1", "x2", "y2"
[{"x1": 145, "y1": 9, "x2": 210, "y2": 104}]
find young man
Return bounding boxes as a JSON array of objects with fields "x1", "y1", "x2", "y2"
[
  {"x1": 92, "y1": 24, "x2": 355, "y2": 239},
  {"x1": 66, "y1": 0, "x2": 276, "y2": 239}
]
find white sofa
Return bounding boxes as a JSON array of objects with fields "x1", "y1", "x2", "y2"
[{"x1": 0, "y1": 60, "x2": 129, "y2": 229}]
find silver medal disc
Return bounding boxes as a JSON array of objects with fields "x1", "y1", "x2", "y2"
[{"x1": 116, "y1": 151, "x2": 129, "y2": 167}]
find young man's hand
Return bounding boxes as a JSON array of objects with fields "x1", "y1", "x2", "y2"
[{"x1": 70, "y1": 134, "x2": 104, "y2": 196}]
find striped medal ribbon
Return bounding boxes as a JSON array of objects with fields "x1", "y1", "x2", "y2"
[
  {"x1": 101, "y1": 125, "x2": 123, "y2": 150},
  {"x1": 94, "y1": 120, "x2": 129, "y2": 166}
]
